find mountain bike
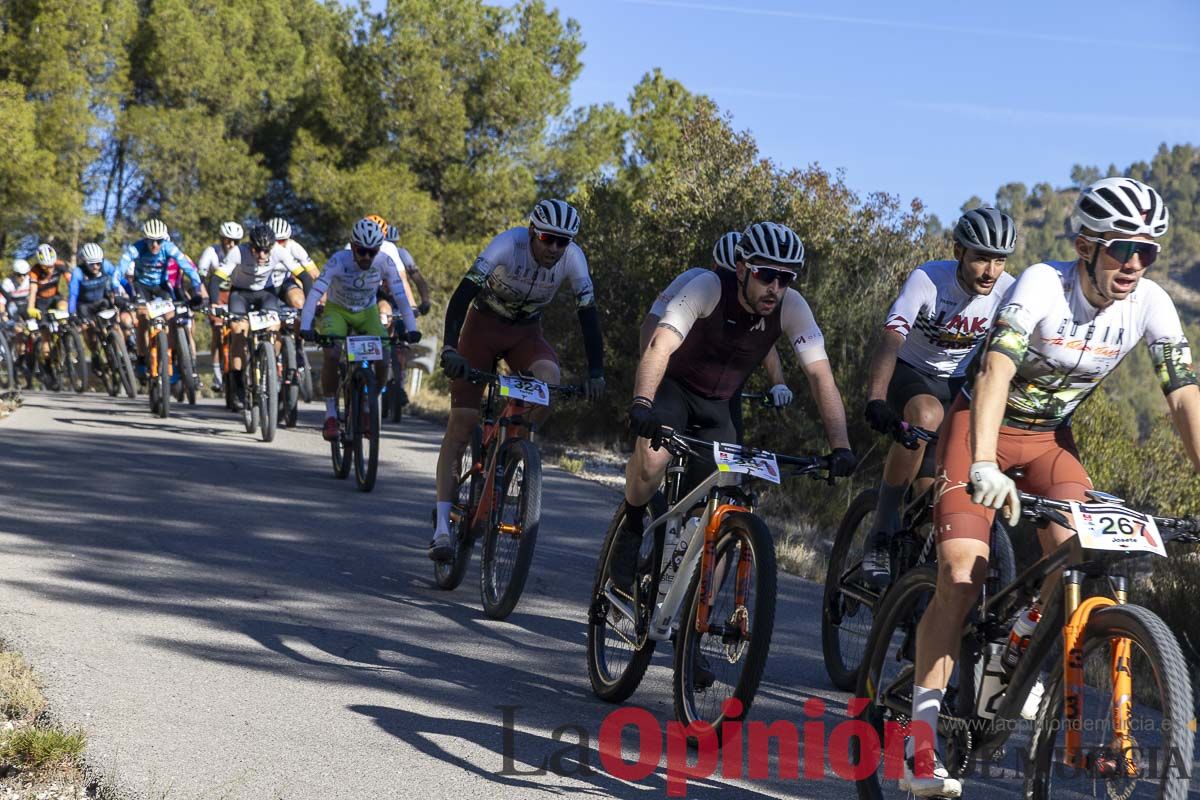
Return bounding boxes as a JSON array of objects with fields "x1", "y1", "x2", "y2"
[
  {"x1": 380, "y1": 307, "x2": 422, "y2": 425},
  {"x1": 851, "y1": 488, "x2": 1200, "y2": 799},
  {"x1": 435, "y1": 369, "x2": 582, "y2": 619},
  {"x1": 45, "y1": 307, "x2": 87, "y2": 394},
  {"x1": 317, "y1": 333, "x2": 386, "y2": 491},
  {"x1": 239, "y1": 309, "x2": 280, "y2": 443},
  {"x1": 142, "y1": 295, "x2": 177, "y2": 417},
  {"x1": 169, "y1": 300, "x2": 199, "y2": 406},
  {"x1": 208, "y1": 304, "x2": 238, "y2": 411},
  {"x1": 0, "y1": 319, "x2": 15, "y2": 392},
  {"x1": 588, "y1": 424, "x2": 834, "y2": 734},
  {"x1": 277, "y1": 307, "x2": 302, "y2": 428},
  {"x1": 84, "y1": 306, "x2": 136, "y2": 399},
  {"x1": 821, "y1": 424, "x2": 1016, "y2": 691}
]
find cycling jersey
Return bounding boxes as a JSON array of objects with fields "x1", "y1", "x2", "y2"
[
  {"x1": 884, "y1": 260, "x2": 1015, "y2": 378},
  {"x1": 300, "y1": 249, "x2": 414, "y2": 332},
  {"x1": 31, "y1": 261, "x2": 69, "y2": 299},
  {"x1": 974, "y1": 260, "x2": 1196, "y2": 429},
  {"x1": 118, "y1": 239, "x2": 200, "y2": 290},
  {"x1": 272, "y1": 239, "x2": 315, "y2": 286},
  {"x1": 465, "y1": 227, "x2": 594, "y2": 321},
  {"x1": 345, "y1": 240, "x2": 416, "y2": 306},
  {"x1": 197, "y1": 244, "x2": 234, "y2": 291},
  {"x1": 68, "y1": 262, "x2": 122, "y2": 313},
  {"x1": 2, "y1": 276, "x2": 31, "y2": 303},
  {"x1": 659, "y1": 269, "x2": 827, "y2": 400},
  {"x1": 214, "y1": 244, "x2": 301, "y2": 292},
  {"x1": 648, "y1": 267, "x2": 708, "y2": 317}
]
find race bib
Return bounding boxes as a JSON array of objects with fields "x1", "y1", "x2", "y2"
[
  {"x1": 49, "y1": 308, "x2": 69, "y2": 321},
  {"x1": 26, "y1": 319, "x2": 39, "y2": 331},
  {"x1": 498, "y1": 375, "x2": 550, "y2": 406},
  {"x1": 146, "y1": 297, "x2": 174, "y2": 319},
  {"x1": 1069, "y1": 501, "x2": 1166, "y2": 558},
  {"x1": 713, "y1": 442, "x2": 781, "y2": 484},
  {"x1": 97, "y1": 308, "x2": 117, "y2": 320},
  {"x1": 248, "y1": 310, "x2": 279, "y2": 331},
  {"x1": 346, "y1": 335, "x2": 384, "y2": 362},
  {"x1": 209, "y1": 303, "x2": 228, "y2": 314}
]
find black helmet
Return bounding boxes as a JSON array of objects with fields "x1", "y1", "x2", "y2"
[{"x1": 249, "y1": 224, "x2": 275, "y2": 251}]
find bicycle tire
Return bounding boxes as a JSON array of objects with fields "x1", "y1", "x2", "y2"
[
  {"x1": 331, "y1": 369, "x2": 352, "y2": 479},
  {"x1": 479, "y1": 439, "x2": 542, "y2": 619},
  {"x1": 353, "y1": 368, "x2": 379, "y2": 491},
  {"x1": 673, "y1": 510, "x2": 777, "y2": 735},
  {"x1": 0, "y1": 328, "x2": 15, "y2": 391},
  {"x1": 63, "y1": 328, "x2": 87, "y2": 393},
  {"x1": 97, "y1": 337, "x2": 116, "y2": 396},
  {"x1": 173, "y1": 324, "x2": 196, "y2": 405},
  {"x1": 297, "y1": 346, "x2": 313, "y2": 403},
  {"x1": 114, "y1": 331, "x2": 136, "y2": 398},
  {"x1": 155, "y1": 329, "x2": 170, "y2": 418},
  {"x1": 280, "y1": 335, "x2": 299, "y2": 428},
  {"x1": 242, "y1": 356, "x2": 258, "y2": 434},
  {"x1": 258, "y1": 341, "x2": 277, "y2": 443},
  {"x1": 586, "y1": 497, "x2": 667, "y2": 703},
  {"x1": 434, "y1": 425, "x2": 483, "y2": 591},
  {"x1": 1024, "y1": 603, "x2": 1194, "y2": 800},
  {"x1": 822, "y1": 488, "x2": 881, "y2": 691}
]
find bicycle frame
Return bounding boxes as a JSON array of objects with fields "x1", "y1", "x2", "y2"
[{"x1": 463, "y1": 378, "x2": 539, "y2": 533}]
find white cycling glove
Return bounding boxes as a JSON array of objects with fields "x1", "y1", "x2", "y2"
[
  {"x1": 968, "y1": 461, "x2": 1021, "y2": 527},
  {"x1": 768, "y1": 383, "x2": 793, "y2": 408}
]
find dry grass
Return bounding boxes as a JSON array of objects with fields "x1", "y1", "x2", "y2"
[
  {"x1": 0, "y1": 653, "x2": 44, "y2": 722},
  {"x1": 557, "y1": 456, "x2": 585, "y2": 474},
  {"x1": 763, "y1": 512, "x2": 833, "y2": 583}
]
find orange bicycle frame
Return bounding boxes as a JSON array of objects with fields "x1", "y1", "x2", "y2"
[{"x1": 464, "y1": 397, "x2": 528, "y2": 532}]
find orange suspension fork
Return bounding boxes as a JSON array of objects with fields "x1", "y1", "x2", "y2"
[
  {"x1": 1063, "y1": 592, "x2": 1134, "y2": 773},
  {"x1": 694, "y1": 504, "x2": 748, "y2": 635}
]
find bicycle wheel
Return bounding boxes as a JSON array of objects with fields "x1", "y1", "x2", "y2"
[
  {"x1": 434, "y1": 426, "x2": 483, "y2": 591},
  {"x1": 330, "y1": 372, "x2": 352, "y2": 479},
  {"x1": 822, "y1": 488, "x2": 881, "y2": 691},
  {"x1": 280, "y1": 335, "x2": 299, "y2": 428},
  {"x1": 586, "y1": 497, "x2": 666, "y2": 703},
  {"x1": 297, "y1": 346, "x2": 313, "y2": 403},
  {"x1": 63, "y1": 329, "x2": 87, "y2": 393},
  {"x1": 97, "y1": 338, "x2": 117, "y2": 396},
  {"x1": 113, "y1": 331, "x2": 136, "y2": 398},
  {"x1": 850, "y1": 565, "x2": 940, "y2": 799},
  {"x1": 1025, "y1": 603, "x2": 1194, "y2": 800},
  {"x1": 174, "y1": 325, "x2": 196, "y2": 405},
  {"x1": 155, "y1": 329, "x2": 170, "y2": 418},
  {"x1": 673, "y1": 511, "x2": 777, "y2": 734},
  {"x1": 258, "y1": 341, "x2": 277, "y2": 443},
  {"x1": 479, "y1": 439, "x2": 542, "y2": 619},
  {"x1": 0, "y1": 328, "x2": 14, "y2": 391},
  {"x1": 352, "y1": 369, "x2": 379, "y2": 491}
]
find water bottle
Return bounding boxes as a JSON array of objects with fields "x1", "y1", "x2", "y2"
[
  {"x1": 1001, "y1": 606, "x2": 1041, "y2": 674},
  {"x1": 975, "y1": 641, "x2": 1008, "y2": 719},
  {"x1": 658, "y1": 517, "x2": 698, "y2": 604}
]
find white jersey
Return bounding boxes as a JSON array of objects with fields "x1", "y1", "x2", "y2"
[
  {"x1": 884, "y1": 260, "x2": 1014, "y2": 379},
  {"x1": 660, "y1": 271, "x2": 828, "y2": 366},
  {"x1": 649, "y1": 267, "x2": 708, "y2": 317},
  {"x1": 980, "y1": 260, "x2": 1192, "y2": 429},
  {"x1": 301, "y1": 249, "x2": 414, "y2": 331},
  {"x1": 2, "y1": 275, "x2": 31, "y2": 301},
  {"x1": 215, "y1": 243, "x2": 302, "y2": 292},
  {"x1": 197, "y1": 244, "x2": 235, "y2": 290},
  {"x1": 271, "y1": 239, "x2": 315, "y2": 286},
  {"x1": 341, "y1": 240, "x2": 416, "y2": 305},
  {"x1": 465, "y1": 227, "x2": 594, "y2": 320}
]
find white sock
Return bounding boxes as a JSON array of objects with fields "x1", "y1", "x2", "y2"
[
  {"x1": 435, "y1": 501, "x2": 452, "y2": 537},
  {"x1": 909, "y1": 684, "x2": 943, "y2": 760},
  {"x1": 324, "y1": 397, "x2": 336, "y2": 417}
]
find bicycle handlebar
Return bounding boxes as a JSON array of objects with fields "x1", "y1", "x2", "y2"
[
  {"x1": 649, "y1": 425, "x2": 834, "y2": 479},
  {"x1": 465, "y1": 368, "x2": 584, "y2": 398}
]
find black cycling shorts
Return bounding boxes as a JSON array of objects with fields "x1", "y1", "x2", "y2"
[
  {"x1": 229, "y1": 289, "x2": 281, "y2": 316},
  {"x1": 886, "y1": 359, "x2": 963, "y2": 478},
  {"x1": 275, "y1": 276, "x2": 303, "y2": 298},
  {"x1": 77, "y1": 298, "x2": 114, "y2": 319},
  {"x1": 132, "y1": 283, "x2": 175, "y2": 303},
  {"x1": 653, "y1": 376, "x2": 738, "y2": 496},
  {"x1": 34, "y1": 295, "x2": 61, "y2": 313}
]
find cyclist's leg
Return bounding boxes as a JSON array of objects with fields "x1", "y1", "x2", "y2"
[
  {"x1": 877, "y1": 361, "x2": 951, "y2": 528},
  {"x1": 227, "y1": 290, "x2": 252, "y2": 372},
  {"x1": 316, "y1": 303, "x2": 351, "y2": 421},
  {"x1": 1019, "y1": 428, "x2": 1092, "y2": 599},
  {"x1": 506, "y1": 321, "x2": 559, "y2": 432}
]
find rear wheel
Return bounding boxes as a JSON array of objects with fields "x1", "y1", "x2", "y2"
[
  {"x1": 154, "y1": 329, "x2": 170, "y2": 418},
  {"x1": 280, "y1": 335, "x2": 299, "y2": 428},
  {"x1": 822, "y1": 488, "x2": 881, "y2": 691},
  {"x1": 257, "y1": 341, "x2": 277, "y2": 443},
  {"x1": 0, "y1": 328, "x2": 16, "y2": 391},
  {"x1": 480, "y1": 439, "x2": 542, "y2": 619},
  {"x1": 113, "y1": 331, "x2": 136, "y2": 398},
  {"x1": 434, "y1": 426, "x2": 484, "y2": 591},
  {"x1": 63, "y1": 328, "x2": 88, "y2": 393},
  {"x1": 174, "y1": 325, "x2": 196, "y2": 405},
  {"x1": 297, "y1": 346, "x2": 313, "y2": 403},
  {"x1": 352, "y1": 369, "x2": 379, "y2": 491}
]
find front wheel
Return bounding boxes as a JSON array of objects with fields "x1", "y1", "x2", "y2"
[
  {"x1": 113, "y1": 331, "x2": 136, "y2": 398},
  {"x1": 822, "y1": 488, "x2": 881, "y2": 691},
  {"x1": 1024, "y1": 603, "x2": 1194, "y2": 800},
  {"x1": 63, "y1": 328, "x2": 88, "y2": 393},
  {"x1": 0, "y1": 328, "x2": 13, "y2": 391},
  {"x1": 673, "y1": 511, "x2": 777, "y2": 735},
  {"x1": 330, "y1": 369, "x2": 351, "y2": 479},
  {"x1": 479, "y1": 439, "x2": 542, "y2": 619},
  {"x1": 257, "y1": 341, "x2": 278, "y2": 443},
  {"x1": 352, "y1": 368, "x2": 379, "y2": 491},
  {"x1": 154, "y1": 329, "x2": 170, "y2": 418},
  {"x1": 297, "y1": 346, "x2": 313, "y2": 403},
  {"x1": 280, "y1": 335, "x2": 299, "y2": 428},
  {"x1": 435, "y1": 426, "x2": 483, "y2": 591}
]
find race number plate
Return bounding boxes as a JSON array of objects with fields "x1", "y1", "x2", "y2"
[
  {"x1": 346, "y1": 335, "x2": 384, "y2": 362},
  {"x1": 97, "y1": 308, "x2": 117, "y2": 320},
  {"x1": 25, "y1": 319, "x2": 39, "y2": 331},
  {"x1": 248, "y1": 310, "x2": 279, "y2": 331},
  {"x1": 209, "y1": 303, "x2": 228, "y2": 314},
  {"x1": 49, "y1": 308, "x2": 69, "y2": 321},
  {"x1": 498, "y1": 375, "x2": 549, "y2": 406},
  {"x1": 146, "y1": 297, "x2": 174, "y2": 319},
  {"x1": 713, "y1": 442, "x2": 781, "y2": 484},
  {"x1": 1069, "y1": 501, "x2": 1166, "y2": 558}
]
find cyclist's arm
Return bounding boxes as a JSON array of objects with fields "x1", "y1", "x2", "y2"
[
  {"x1": 763, "y1": 345, "x2": 785, "y2": 387},
  {"x1": 782, "y1": 290, "x2": 848, "y2": 449},
  {"x1": 381, "y1": 257, "x2": 416, "y2": 333},
  {"x1": 640, "y1": 268, "x2": 707, "y2": 353},
  {"x1": 870, "y1": 268, "x2": 931, "y2": 401},
  {"x1": 300, "y1": 266, "x2": 334, "y2": 331},
  {"x1": 1143, "y1": 284, "x2": 1200, "y2": 471},
  {"x1": 167, "y1": 243, "x2": 203, "y2": 294},
  {"x1": 442, "y1": 277, "x2": 482, "y2": 352},
  {"x1": 210, "y1": 248, "x2": 238, "y2": 299},
  {"x1": 67, "y1": 268, "x2": 82, "y2": 314},
  {"x1": 866, "y1": 330, "x2": 904, "y2": 402}
]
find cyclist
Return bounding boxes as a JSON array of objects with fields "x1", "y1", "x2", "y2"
[
  {"x1": 903, "y1": 177, "x2": 1200, "y2": 798},
  {"x1": 68, "y1": 243, "x2": 124, "y2": 367},
  {"x1": 431, "y1": 198, "x2": 605, "y2": 561},
  {"x1": 27, "y1": 244, "x2": 70, "y2": 365},
  {"x1": 860, "y1": 207, "x2": 1017, "y2": 588},
  {"x1": 266, "y1": 217, "x2": 318, "y2": 311},
  {"x1": 299, "y1": 217, "x2": 419, "y2": 440},
  {"x1": 118, "y1": 219, "x2": 205, "y2": 374},
  {"x1": 208, "y1": 223, "x2": 303, "y2": 402},
  {"x1": 610, "y1": 221, "x2": 858, "y2": 593},
  {"x1": 639, "y1": 230, "x2": 791, "y2": 441},
  {"x1": 384, "y1": 223, "x2": 432, "y2": 316},
  {"x1": 197, "y1": 221, "x2": 244, "y2": 392},
  {"x1": 1, "y1": 259, "x2": 32, "y2": 320}
]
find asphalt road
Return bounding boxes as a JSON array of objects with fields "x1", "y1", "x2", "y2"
[{"x1": 0, "y1": 392, "x2": 1195, "y2": 799}]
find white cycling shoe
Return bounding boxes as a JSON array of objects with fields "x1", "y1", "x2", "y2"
[{"x1": 899, "y1": 748, "x2": 962, "y2": 798}]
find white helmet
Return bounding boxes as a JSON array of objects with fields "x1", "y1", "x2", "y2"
[
  {"x1": 80, "y1": 243, "x2": 104, "y2": 264},
  {"x1": 219, "y1": 221, "x2": 244, "y2": 240},
  {"x1": 12, "y1": 259, "x2": 30, "y2": 276},
  {"x1": 36, "y1": 244, "x2": 57, "y2": 266},
  {"x1": 350, "y1": 217, "x2": 385, "y2": 249},
  {"x1": 1071, "y1": 177, "x2": 1169, "y2": 238},
  {"x1": 385, "y1": 223, "x2": 400, "y2": 243},
  {"x1": 267, "y1": 217, "x2": 292, "y2": 241},
  {"x1": 529, "y1": 199, "x2": 580, "y2": 238},
  {"x1": 736, "y1": 222, "x2": 805, "y2": 267},
  {"x1": 142, "y1": 219, "x2": 169, "y2": 240},
  {"x1": 712, "y1": 231, "x2": 740, "y2": 270}
]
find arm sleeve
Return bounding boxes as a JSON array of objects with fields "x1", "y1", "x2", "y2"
[
  {"x1": 986, "y1": 264, "x2": 1059, "y2": 367},
  {"x1": 443, "y1": 278, "x2": 482, "y2": 350},
  {"x1": 398, "y1": 247, "x2": 419, "y2": 273},
  {"x1": 106, "y1": 263, "x2": 122, "y2": 293},
  {"x1": 300, "y1": 265, "x2": 334, "y2": 330},
  {"x1": 578, "y1": 306, "x2": 604, "y2": 377},
  {"x1": 781, "y1": 290, "x2": 829, "y2": 366},
  {"x1": 565, "y1": 248, "x2": 596, "y2": 309},
  {"x1": 1143, "y1": 283, "x2": 1198, "y2": 395},
  {"x1": 382, "y1": 257, "x2": 416, "y2": 333},
  {"x1": 658, "y1": 271, "x2": 722, "y2": 340},
  {"x1": 116, "y1": 245, "x2": 136, "y2": 279},
  {"x1": 883, "y1": 267, "x2": 935, "y2": 338},
  {"x1": 68, "y1": 269, "x2": 81, "y2": 313},
  {"x1": 649, "y1": 268, "x2": 705, "y2": 317}
]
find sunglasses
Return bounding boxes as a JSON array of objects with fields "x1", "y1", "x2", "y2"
[
  {"x1": 1081, "y1": 235, "x2": 1160, "y2": 267},
  {"x1": 747, "y1": 264, "x2": 797, "y2": 287},
  {"x1": 251, "y1": 245, "x2": 273, "y2": 254},
  {"x1": 352, "y1": 245, "x2": 380, "y2": 259},
  {"x1": 533, "y1": 229, "x2": 572, "y2": 248}
]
